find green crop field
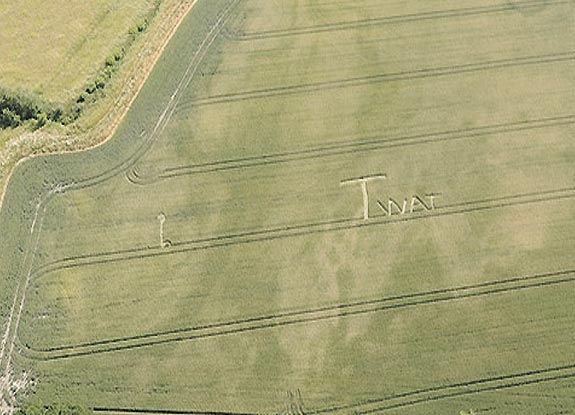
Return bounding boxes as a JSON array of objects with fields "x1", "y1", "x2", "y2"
[
  {"x1": 0, "y1": 0, "x2": 157, "y2": 104},
  {"x1": 1, "y1": 0, "x2": 575, "y2": 414}
]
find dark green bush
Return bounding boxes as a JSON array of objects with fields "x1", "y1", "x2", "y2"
[
  {"x1": 0, "y1": 87, "x2": 63, "y2": 129},
  {"x1": 1, "y1": 108, "x2": 21, "y2": 128},
  {"x1": 104, "y1": 55, "x2": 116, "y2": 67},
  {"x1": 35, "y1": 112, "x2": 48, "y2": 129}
]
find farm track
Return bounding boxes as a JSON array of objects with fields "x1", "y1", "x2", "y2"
[
  {"x1": 229, "y1": 0, "x2": 570, "y2": 41},
  {"x1": 175, "y1": 51, "x2": 575, "y2": 111},
  {"x1": 82, "y1": 362, "x2": 575, "y2": 414},
  {"x1": 126, "y1": 114, "x2": 575, "y2": 185},
  {"x1": 0, "y1": 191, "x2": 50, "y2": 377}
]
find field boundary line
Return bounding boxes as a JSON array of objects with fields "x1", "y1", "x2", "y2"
[
  {"x1": 231, "y1": 0, "x2": 571, "y2": 40},
  {"x1": 175, "y1": 51, "x2": 575, "y2": 110},
  {"x1": 126, "y1": 115, "x2": 575, "y2": 185}
]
